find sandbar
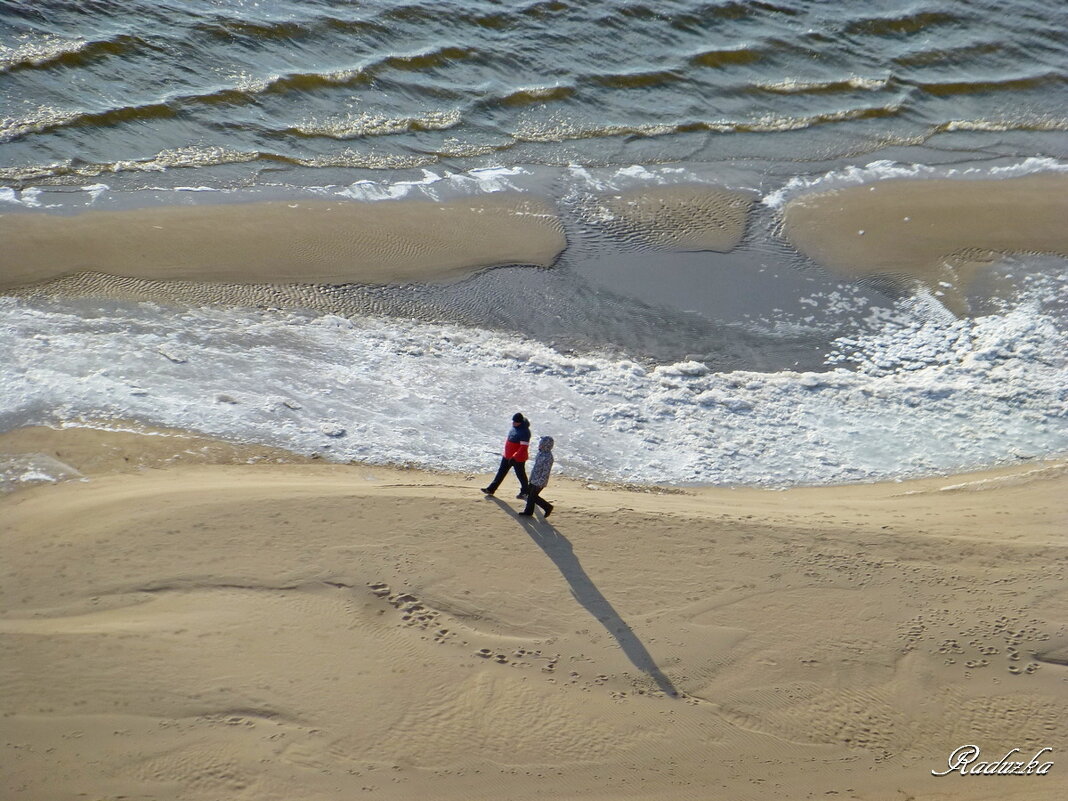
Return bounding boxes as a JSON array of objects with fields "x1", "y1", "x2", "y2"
[
  {"x1": 782, "y1": 173, "x2": 1068, "y2": 311},
  {"x1": 590, "y1": 184, "x2": 754, "y2": 252},
  {"x1": 0, "y1": 195, "x2": 566, "y2": 291}
]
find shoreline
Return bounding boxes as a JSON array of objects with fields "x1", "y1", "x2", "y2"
[{"x1": 3, "y1": 421, "x2": 1066, "y2": 496}]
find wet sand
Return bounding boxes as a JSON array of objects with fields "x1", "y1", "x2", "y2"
[
  {"x1": 2, "y1": 426, "x2": 1064, "y2": 800},
  {"x1": 589, "y1": 185, "x2": 755, "y2": 252},
  {"x1": 783, "y1": 173, "x2": 1068, "y2": 310},
  {"x1": 0, "y1": 195, "x2": 566, "y2": 291}
]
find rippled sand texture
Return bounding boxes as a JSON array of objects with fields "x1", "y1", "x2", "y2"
[
  {"x1": 0, "y1": 196, "x2": 565, "y2": 290},
  {"x1": 783, "y1": 173, "x2": 1068, "y2": 309},
  {"x1": 587, "y1": 185, "x2": 754, "y2": 252},
  {"x1": 2, "y1": 426, "x2": 1066, "y2": 800}
]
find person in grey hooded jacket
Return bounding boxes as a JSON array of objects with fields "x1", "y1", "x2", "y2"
[{"x1": 518, "y1": 436, "x2": 554, "y2": 518}]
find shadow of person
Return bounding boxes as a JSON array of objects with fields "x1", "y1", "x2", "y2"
[{"x1": 485, "y1": 496, "x2": 678, "y2": 697}]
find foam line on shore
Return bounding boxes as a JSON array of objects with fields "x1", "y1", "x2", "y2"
[{"x1": 2, "y1": 271, "x2": 1065, "y2": 487}]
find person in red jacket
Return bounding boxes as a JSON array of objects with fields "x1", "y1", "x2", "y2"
[{"x1": 481, "y1": 413, "x2": 531, "y2": 498}]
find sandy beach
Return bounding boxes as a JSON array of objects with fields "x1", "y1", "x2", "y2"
[
  {"x1": 4, "y1": 0, "x2": 1068, "y2": 797},
  {"x1": 2, "y1": 426, "x2": 1064, "y2": 800}
]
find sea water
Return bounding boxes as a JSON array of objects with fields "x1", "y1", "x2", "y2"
[{"x1": 2, "y1": 0, "x2": 1066, "y2": 486}]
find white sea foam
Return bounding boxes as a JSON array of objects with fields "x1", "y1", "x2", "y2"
[
  {"x1": 82, "y1": 183, "x2": 109, "y2": 202},
  {"x1": 762, "y1": 157, "x2": 1068, "y2": 209},
  {"x1": 0, "y1": 35, "x2": 87, "y2": 73},
  {"x1": 20, "y1": 157, "x2": 1056, "y2": 216},
  {"x1": 0, "y1": 453, "x2": 85, "y2": 493},
  {"x1": 2, "y1": 266, "x2": 1065, "y2": 487},
  {"x1": 336, "y1": 166, "x2": 531, "y2": 202},
  {"x1": 754, "y1": 75, "x2": 891, "y2": 93},
  {"x1": 293, "y1": 109, "x2": 462, "y2": 139},
  {"x1": 19, "y1": 187, "x2": 42, "y2": 207},
  {"x1": 567, "y1": 163, "x2": 701, "y2": 193},
  {"x1": 4, "y1": 166, "x2": 535, "y2": 212}
]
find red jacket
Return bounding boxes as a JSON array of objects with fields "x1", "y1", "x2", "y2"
[
  {"x1": 504, "y1": 439, "x2": 529, "y2": 462},
  {"x1": 503, "y1": 420, "x2": 531, "y2": 462}
]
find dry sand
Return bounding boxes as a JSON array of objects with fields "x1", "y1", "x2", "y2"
[
  {"x1": 783, "y1": 173, "x2": 1068, "y2": 313},
  {"x1": 0, "y1": 195, "x2": 565, "y2": 291},
  {"x1": 2, "y1": 426, "x2": 1066, "y2": 800}
]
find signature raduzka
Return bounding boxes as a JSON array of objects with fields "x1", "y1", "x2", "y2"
[{"x1": 932, "y1": 745, "x2": 1054, "y2": 776}]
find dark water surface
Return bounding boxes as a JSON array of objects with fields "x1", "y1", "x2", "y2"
[{"x1": 2, "y1": 0, "x2": 1066, "y2": 185}]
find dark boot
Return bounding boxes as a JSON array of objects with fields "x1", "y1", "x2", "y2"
[{"x1": 520, "y1": 487, "x2": 536, "y2": 516}]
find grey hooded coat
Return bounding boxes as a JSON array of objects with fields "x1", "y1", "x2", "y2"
[{"x1": 528, "y1": 436, "x2": 555, "y2": 488}]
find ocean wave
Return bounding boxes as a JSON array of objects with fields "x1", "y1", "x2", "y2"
[
  {"x1": 383, "y1": 45, "x2": 476, "y2": 72},
  {"x1": 111, "y1": 146, "x2": 262, "y2": 172},
  {"x1": 513, "y1": 119, "x2": 677, "y2": 143},
  {"x1": 256, "y1": 67, "x2": 371, "y2": 95},
  {"x1": 752, "y1": 75, "x2": 893, "y2": 94},
  {"x1": 512, "y1": 104, "x2": 902, "y2": 143},
  {"x1": 687, "y1": 46, "x2": 763, "y2": 68},
  {"x1": 0, "y1": 33, "x2": 142, "y2": 74},
  {"x1": 892, "y1": 41, "x2": 1005, "y2": 68},
  {"x1": 287, "y1": 151, "x2": 438, "y2": 170},
  {"x1": 912, "y1": 73, "x2": 1067, "y2": 96},
  {"x1": 1, "y1": 91, "x2": 250, "y2": 144},
  {"x1": 0, "y1": 147, "x2": 442, "y2": 183},
  {"x1": 283, "y1": 110, "x2": 462, "y2": 139},
  {"x1": 466, "y1": 10, "x2": 514, "y2": 30},
  {"x1": 493, "y1": 85, "x2": 575, "y2": 108},
  {"x1": 734, "y1": 105, "x2": 903, "y2": 131},
  {"x1": 0, "y1": 105, "x2": 87, "y2": 144},
  {"x1": 844, "y1": 10, "x2": 962, "y2": 37},
  {"x1": 0, "y1": 46, "x2": 489, "y2": 146},
  {"x1": 193, "y1": 13, "x2": 387, "y2": 41},
  {"x1": 0, "y1": 146, "x2": 262, "y2": 182},
  {"x1": 935, "y1": 118, "x2": 1068, "y2": 133},
  {"x1": 588, "y1": 69, "x2": 684, "y2": 89},
  {"x1": 669, "y1": 1, "x2": 801, "y2": 30}
]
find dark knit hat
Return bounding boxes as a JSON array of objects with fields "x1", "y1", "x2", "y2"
[{"x1": 512, "y1": 412, "x2": 525, "y2": 423}]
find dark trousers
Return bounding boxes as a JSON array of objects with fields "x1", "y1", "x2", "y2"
[
  {"x1": 522, "y1": 485, "x2": 552, "y2": 515},
  {"x1": 486, "y1": 457, "x2": 528, "y2": 493}
]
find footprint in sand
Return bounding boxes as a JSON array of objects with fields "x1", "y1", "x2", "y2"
[{"x1": 369, "y1": 583, "x2": 571, "y2": 678}]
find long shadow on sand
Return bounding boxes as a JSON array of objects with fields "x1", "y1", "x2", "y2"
[{"x1": 487, "y1": 496, "x2": 678, "y2": 697}]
